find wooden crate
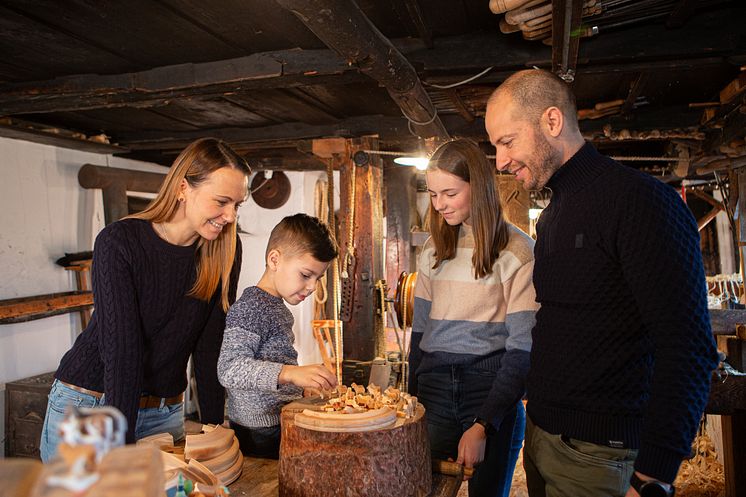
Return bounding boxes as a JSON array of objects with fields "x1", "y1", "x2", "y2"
[{"x1": 4, "y1": 372, "x2": 55, "y2": 458}]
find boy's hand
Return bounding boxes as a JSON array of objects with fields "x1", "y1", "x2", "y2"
[{"x1": 279, "y1": 364, "x2": 337, "y2": 390}]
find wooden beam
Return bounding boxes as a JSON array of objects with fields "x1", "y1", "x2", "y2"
[
  {"x1": 621, "y1": 72, "x2": 649, "y2": 118},
  {"x1": 0, "y1": 291, "x2": 93, "y2": 324},
  {"x1": 337, "y1": 137, "x2": 385, "y2": 361},
  {"x1": 710, "y1": 309, "x2": 746, "y2": 336},
  {"x1": 275, "y1": 0, "x2": 449, "y2": 141},
  {"x1": 0, "y1": 49, "x2": 365, "y2": 115},
  {"x1": 384, "y1": 164, "x2": 417, "y2": 296},
  {"x1": 0, "y1": 7, "x2": 742, "y2": 117},
  {"x1": 551, "y1": 0, "x2": 584, "y2": 82},
  {"x1": 402, "y1": 0, "x2": 433, "y2": 49},
  {"x1": 0, "y1": 119, "x2": 127, "y2": 154},
  {"x1": 78, "y1": 164, "x2": 166, "y2": 224},
  {"x1": 114, "y1": 115, "x2": 412, "y2": 151}
]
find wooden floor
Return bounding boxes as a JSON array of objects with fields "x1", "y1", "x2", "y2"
[{"x1": 230, "y1": 456, "x2": 462, "y2": 497}]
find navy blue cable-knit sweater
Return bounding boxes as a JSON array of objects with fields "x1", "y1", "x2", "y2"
[
  {"x1": 527, "y1": 143, "x2": 718, "y2": 483},
  {"x1": 55, "y1": 218, "x2": 241, "y2": 442}
]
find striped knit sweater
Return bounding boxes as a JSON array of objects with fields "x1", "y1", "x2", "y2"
[
  {"x1": 409, "y1": 223, "x2": 539, "y2": 427},
  {"x1": 218, "y1": 286, "x2": 303, "y2": 428}
]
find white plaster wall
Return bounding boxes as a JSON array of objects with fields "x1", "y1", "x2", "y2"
[{"x1": 0, "y1": 137, "x2": 176, "y2": 456}]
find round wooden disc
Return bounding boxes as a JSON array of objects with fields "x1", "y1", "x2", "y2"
[
  {"x1": 394, "y1": 271, "x2": 417, "y2": 328},
  {"x1": 294, "y1": 407, "x2": 397, "y2": 432},
  {"x1": 251, "y1": 171, "x2": 291, "y2": 209}
]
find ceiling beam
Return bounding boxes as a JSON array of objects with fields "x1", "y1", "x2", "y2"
[
  {"x1": 275, "y1": 0, "x2": 449, "y2": 141},
  {"x1": 0, "y1": 49, "x2": 366, "y2": 115},
  {"x1": 0, "y1": 7, "x2": 742, "y2": 117},
  {"x1": 551, "y1": 0, "x2": 584, "y2": 82},
  {"x1": 113, "y1": 115, "x2": 412, "y2": 151}
]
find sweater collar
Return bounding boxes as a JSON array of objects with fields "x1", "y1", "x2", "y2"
[{"x1": 546, "y1": 142, "x2": 605, "y2": 197}]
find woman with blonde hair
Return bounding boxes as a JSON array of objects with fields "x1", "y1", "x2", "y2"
[
  {"x1": 41, "y1": 138, "x2": 251, "y2": 461},
  {"x1": 409, "y1": 139, "x2": 538, "y2": 496}
]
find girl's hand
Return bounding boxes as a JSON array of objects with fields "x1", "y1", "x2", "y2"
[{"x1": 456, "y1": 423, "x2": 487, "y2": 480}]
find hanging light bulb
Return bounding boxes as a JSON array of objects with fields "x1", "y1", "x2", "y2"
[{"x1": 393, "y1": 156, "x2": 429, "y2": 170}]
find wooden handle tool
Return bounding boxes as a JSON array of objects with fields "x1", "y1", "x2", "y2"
[{"x1": 432, "y1": 459, "x2": 475, "y2": 478}]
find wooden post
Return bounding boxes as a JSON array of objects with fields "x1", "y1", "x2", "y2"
[
  {"x1": 337, "y1": 137, "x2": 384, "y2": 362},
  {"x1": 737, "y1": 169, "x2": 746, "y2": 303},
  {"x1": 722, "y1": 412, "x2": 746, "y2": 497},
  {"x1": 384, "y1": 164, "x2": 417, "y2": 293}
]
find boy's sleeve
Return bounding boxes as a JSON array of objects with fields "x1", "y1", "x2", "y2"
[{"x1": 217, "y1": 297, "x2": 286, "y2": 393}]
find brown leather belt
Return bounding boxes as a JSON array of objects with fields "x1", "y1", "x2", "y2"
[{"x1": 59, "y1": 381, "x2": 184, "y2": 409}]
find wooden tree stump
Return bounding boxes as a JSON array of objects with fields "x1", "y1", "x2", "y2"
[{"x1": 279, "y1": 400, "x2": 431, "y2": 497}]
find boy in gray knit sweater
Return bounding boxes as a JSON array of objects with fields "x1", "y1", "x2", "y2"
[{"x1": 218, "y1": 213, "x2": 338, "y2": 458}]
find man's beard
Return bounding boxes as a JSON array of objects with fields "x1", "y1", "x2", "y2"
[{"x1": 525, "y1": 127, "x2": 563, "y2": 191}]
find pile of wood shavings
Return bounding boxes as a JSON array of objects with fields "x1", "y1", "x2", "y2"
[
  {"x1": 320, "y1": 383, "x2": 417, "y2": 418},
  {"x1": 674, "y1": 431, "x2": 724, "y2": 497}
]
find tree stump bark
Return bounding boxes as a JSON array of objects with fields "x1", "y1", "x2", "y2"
[{"x1": 279, "y1": 400, "x2": 431, "y2": 497}]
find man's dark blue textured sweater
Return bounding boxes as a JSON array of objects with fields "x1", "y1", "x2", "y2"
[{"x1": 527, "y1": 143, "x2": 719, "y2": 483}]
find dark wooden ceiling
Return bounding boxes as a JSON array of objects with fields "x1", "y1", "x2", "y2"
[{"x1": 0, "y1": 0, "x2": 744, "y2": 176}]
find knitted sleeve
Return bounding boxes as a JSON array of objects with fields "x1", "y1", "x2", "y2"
[
  {"x1": 92, "y1": 223, "x2": 144, "y2": 443},
  {"x1": 477, "y1": 258, "x2": 536, "y2": 427},
  {"x1": 617, "y1": 178, "x2": 719, "y2": 482},
  {"x1": 408, "y1": 239, "x2": 434, "y2": 395},
  {"x1": 218, "y1": 296, "x2": 289, "y2": 394},
  {"x1": 193, "y1": 237, "x2": 242, "y2": 425}
]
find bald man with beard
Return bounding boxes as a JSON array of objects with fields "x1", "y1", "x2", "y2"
[{"x1": 484, "y1": 69, "x2": 718, "y2": 497}]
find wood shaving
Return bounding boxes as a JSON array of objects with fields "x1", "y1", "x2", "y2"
[{"x1": 320, "y1": 383, "x2": 418, "y2": 418}]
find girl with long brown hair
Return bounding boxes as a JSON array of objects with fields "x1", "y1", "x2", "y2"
[
  {"x1": 409, "y1": 139, "x2": 538, "y2": 497},
  {"x1": 40, "y1": 138, "x2": 251, "y2": 461}
]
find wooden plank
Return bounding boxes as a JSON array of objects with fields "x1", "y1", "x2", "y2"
[
  {"x1": 721, "y1": 412, "x2": 746, "y2": 497},
  {"x1": 155, "y1": 98, "x2": 269, "y2": 128},
  {"x1": 0, "y1": 5, "x2": 134, "y2": 79},
  {"x1": 3, "y1": 0, "x2": 245, "y2": 67},
  {"x1": 719, "y1": 72, "x2": 746, "y2": 105},
  {"x1": 159, "y1": 0, "x2": 324, "y2": 53},
  {"x1": 710, "y1": 309, "x2": 746, "y2": 335},
  {"x1": 0, "y1": 291, "x2": 93, "y2": 324}
]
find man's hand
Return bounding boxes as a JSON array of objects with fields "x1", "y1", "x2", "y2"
[
  {"x1": 455, "y1": 423, "x2": 487, "y2": 480},
  {"x1": 279, "y1": 364, "x2": 337, "y2": 390}
]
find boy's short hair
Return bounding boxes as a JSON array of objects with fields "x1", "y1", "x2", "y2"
[{"x1": 265, "y1": 213, "x2": 338, "y2": 263}]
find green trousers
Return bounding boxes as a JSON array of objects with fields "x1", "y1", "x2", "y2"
[{"x1": 524, "y1": 415, "x2": 638, "y2": 497}]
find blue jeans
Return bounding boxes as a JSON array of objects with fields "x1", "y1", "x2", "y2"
[
  {"x1": 418, "y1": 367, "x2": 525, "y2": 497},
  {"x1": 40, "y1": 379, "x2": 185, "y2": 462}
]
